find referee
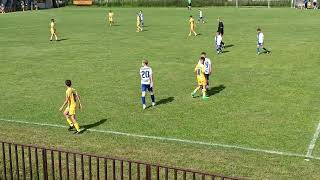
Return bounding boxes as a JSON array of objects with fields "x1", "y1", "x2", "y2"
[{"x1": 217, "y1": 17, "x2": 225, "y2": 47}]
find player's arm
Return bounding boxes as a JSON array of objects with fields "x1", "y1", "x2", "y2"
[
  {"x1": 150, "y1": 71, "x2": 154, "y2": 87},
  {"x1": 75, "y1": 92, "x2": 83, "y2": 110},
  {"x1": 59, "y1": 94, "x2": 69, "y2": 111}
]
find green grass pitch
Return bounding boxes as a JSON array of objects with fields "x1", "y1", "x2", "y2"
[{"x1": 1, "y1": 6, "x2": 320, "y2": 179}]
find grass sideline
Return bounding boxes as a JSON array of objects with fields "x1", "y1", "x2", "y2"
[{"x1": 1, "y1": 7, "x2": 320, "y2": 179}]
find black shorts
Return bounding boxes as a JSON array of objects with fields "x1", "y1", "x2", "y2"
[
  {"x1": 189, "y1": 3, "x2": 191, "y2": 6},
  {"x1": 204, "y1": 74, "x2": 210, "y2": 81}
]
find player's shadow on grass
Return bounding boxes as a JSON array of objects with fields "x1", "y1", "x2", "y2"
[
  {"x1": 81, "y1": 119, "x2": 108, "y2": 132},
  {"x1": 224, "y1": 44, "x2": 234, "y2": 48},
  {"x1": 156, "y1": 97, "x2": 174, "y2": 106},
  {"x1": 207, "y1": 85, "x2": 226, "y2": 97},
  {"x1": 58, "y1": 38, "x2": 68, "y2": 42}
]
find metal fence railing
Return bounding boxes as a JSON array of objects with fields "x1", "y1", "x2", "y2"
[{"x1": 0, "y1": 141, "x2": 245, "y2": 180}]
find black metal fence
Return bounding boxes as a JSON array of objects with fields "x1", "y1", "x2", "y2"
[{"x1": 0, "y1": 141, "x2": 245, "y2": 180}]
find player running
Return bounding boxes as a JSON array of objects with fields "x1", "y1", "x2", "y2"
[
  {"x1": 257, "y1": 28, "x2": 270, "y2": 55},
  {"x1": 108, "y1": 10, "x2": 114, "y2": 27},
  {"x1": 50, "y1": 19, "x2": 59, "y2": 41},
  {"x1": 198, "y1": 9, "x2": 205, "y2": 24},
  {"x1": 201, "y1": 52, "x2": 212, "y2": 90},
  {"x1": 138, "y1": 10, "x2": 144, "y2": 27},
  {"x1": 140, "y1": 59, "x2": 155, "y2": 110},
  {"x1": 59, "y1": 80, "x2": 83, "y2": 134},
  {"x1": 188, "y1": 15, "x2": 197, "y2": 37},
  {"x1": 136, "y1": 13, "x2": 143, "y2": 32},
  {"x1": 191, "y1": 57, "x2": 209, "y2": 100},
  {"x1": 215, "y1": 31, "x2": 223, "y2": 54}
]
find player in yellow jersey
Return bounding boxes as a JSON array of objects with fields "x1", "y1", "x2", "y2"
[
  {"x1": 188, "y1": 15, "x2": 197, "y2": 37},
  {"x1": 108, "y1": 10, "x2": 114, "y2": 27},
  {"x1": 136, "y1": 13, "x2": 143, "y2": 32},
  {"x1": 191, "y1": 57, "x2": 209, "y2": 99},
  {"x1": 50, "y1": 19, "x2": 59, "y2": 41},
  {"x1": 59, "y1": 80, "x2": 83, "y2": 134}
]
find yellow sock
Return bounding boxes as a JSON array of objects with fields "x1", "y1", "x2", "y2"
[
  {"x1": 202, "y1": 89, "x2": 206, "y2": 97},
  {"x1": 193, "y1": 86, "x2": 200, "y2": 94},
  {"x1": 66, "y1": 118, "x2": 73, "y2": 126},
  {"x1": 74, "y1": 123, "x2": 80, "y2": 132}
]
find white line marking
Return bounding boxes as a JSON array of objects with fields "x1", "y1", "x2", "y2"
[
  {"x1": 306, "y1": 121, "x2": 320, "y2": 158},
  {"x1": 0, "y1": 118, "x2": 319, "y2": 160}
]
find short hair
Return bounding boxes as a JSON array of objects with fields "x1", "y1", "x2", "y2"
[
  {"x1": 190, "y1": 15, "x2": 193, "y2": 17},
  {"x1": 257, "y1": 28, "x2": 261, "y2": 31},
  {"x1": 65, "y1": 80, "x2": 72, "y2": 87},
  {"x1": 142, "y1": 59, "x2": 148, "y2": 65},
  {"x1": 201, "y1": 52, "x2": 206, "y2": 55},
  {"x1": 51, "y1": 19, "x2": 54, "y2": 22},
  {"x1": 200, "y1": 57, "x2": 205, "y2": 61}
]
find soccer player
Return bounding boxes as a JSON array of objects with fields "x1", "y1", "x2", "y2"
[
  {"x1": 188, "y1": 0, "x2": 192, "y2": 10},
  {"x1": 191, "y1": 57, "x2": 209, "y2": 100},
  {"x1": 215, "y1": 31, "x2": 223, "y2": 54},
  {"x1": 0, "y1": 4, "x2": 4, "y2": 14},
  {"x1": 21, "y1": 1, "x2": 25, "y2": 11},
  {"x1": 50, "y1": 19, "x2": 59, "y2": 41},
  {"x1": 139, "y1": 10, "x2": 144, "y2": 27},
  {"x1": 197, "y1": 9, "x2": 205, "y2": 24},
  {"x1": 256, "y1": 28, "x2": 270, "y2": 55},
  {"x1": 136, "y1": 13, "x2": 143, "y2": 32},
  {"x1": 59, "y1": 80, "x2": 83, "y2": 134},
  {"x1": 200, "y1": 52, "x2": 212, "y2": 90},
  {"x1": 140, "y1": 59, "x2": 155, "y2": 110},
  {"x1": 188, "y1": 15, "x2": 197, "y2": 37},
  {"x1": 108, "y1": 10, "x2": 114, "y2": 27}
]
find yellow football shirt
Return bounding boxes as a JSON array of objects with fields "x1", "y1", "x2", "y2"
[
  {"x1": 66, "y1": 87, "x2": 77, "y2": 108},
  {"x1": 108, "y1": 12, "x2": 114, "y2": 21},
  {"x1": 189, "y1": 18, "x2": 195, "y2": 28},
  {"x1": 136, "y1": 15, "x2": 140, "y2": 26},
  {"x1": 194, "y1": 63, "x2": 205, "y2": 82}
]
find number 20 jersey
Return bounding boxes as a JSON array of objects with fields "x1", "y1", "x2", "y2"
[{"x1": 140, "y1": 66, "x2": 153, "y2": 85}]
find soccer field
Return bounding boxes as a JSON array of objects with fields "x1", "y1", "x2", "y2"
[{"x1": 1, "y1": 6, "x2": 320, "y2": 179}]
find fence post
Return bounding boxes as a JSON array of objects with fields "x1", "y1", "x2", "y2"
[
  {"x1": 8, "y1": 143, "x2": 13, "y2": 180},
  {"x1": 51, "y1": 151, "x2": 55, "y2": 180},
  {"x1": 21, "y1": 146, "x2": 26, "y2": 180},
  {"x1": 42, "y1": 149, "x2": 48, "y2": 180},
  {"x1": 28, "y1": 147, "x2": 32, "y2": 180},
  {"x1": 2, "y1": 142, "x2": 7, "y2": 180},
  {"x1": 14, "y1": 145, "x2": 19, "y2": 180}
]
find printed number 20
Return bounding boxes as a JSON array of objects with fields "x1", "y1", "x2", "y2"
[{"x1": 142, "y1": 71, "x2": 150, "y2": 78}]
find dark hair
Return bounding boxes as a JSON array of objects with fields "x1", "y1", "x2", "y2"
[
  {"x1": 65, "y1": 80, "x2": 72, "y2": 87},
  {"x1": 51, "y1": 19, "x2": 54, "y2": 22},
  {"x1": 200, "y1": 57, "x2": 205, "y2": 61},
  {"x1": 190, "y1": 15, "x2": 193, "y2": 17},
  {"x1": 257, "y1": 28, "x2": 261, "y2": 31},
  {"x1": 201, "y1": 52, "x2": 206, "y2": 55}
]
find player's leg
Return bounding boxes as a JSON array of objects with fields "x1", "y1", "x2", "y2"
[
  {"x1": 70, "y1": 115, "x2": 81, "y2": 133},
  {"x1": 64, "y1": 108, "x2": 74, "y2": 131},
  {"x1": 256, "y1": 44, "x2": 261, "y2": 54},
  {"x1": 54, "y1": 32, "x2": 58, "y2": 41},
  {"x1": 141, "y1": 85, "x2": 147, "y2": 109},
  {"x1": 192, "y1": 28, "x2": 197, "y2": 36},
  {"x1": 191, "y1": 85, "x2": 200, "y2": 97},
  {"x1": 189, "y1": 28, "x2": 192, "y2": 36},
  {"x1": 201, "y1": 84, "x2": 209, "y2": 99},
  {"x1": 262, "y1": 45, "x2": 270, "y2": 54},
  {"x1": 149, "y1": 87, "x2": 155, "y2": 106}
]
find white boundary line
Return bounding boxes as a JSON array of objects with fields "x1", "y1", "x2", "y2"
[
  {"x1": 0, "y1": 118, "x2": 319, "y2": 160},
  {"x1": 306, "y1": 121, "x2": 320, "y2": 158}
]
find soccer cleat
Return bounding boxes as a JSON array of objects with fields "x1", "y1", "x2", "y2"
[
  {"x1": 202, "y1": 96, "x2": 209, "y2": 100},
  {"x1": 191, "y1": 93, "x2": 195, "y2": 98},
  {"x1": 73, "y1": 130, "x2": 82, "y2": 134},
  {"x1": 152, "y1": 102, "x2": 156, "y2": 107},
  {"x1": 143, "y1": 104, "x2": 147, "y2": 110},
  {"x1": 68, "y1": 126, "x2": 75, "y2": 131}
]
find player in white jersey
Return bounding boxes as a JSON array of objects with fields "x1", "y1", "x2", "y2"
[
  {"x1": 140, "y1": 59, "x2": 155, "y2": 110},
  {"x1": 215, "y1": 31, "x2": 223, "y2": 54},
  {"x1": 257, "y1": 28, "x2": 270, "y2": 55},
  {"x1": 139, "y1": 10, "x2": 144, "y2": 27},
  {"x1": 197, "y1": 9, "x2": 205, "y2": 24},
  {"x1": 200, "y1": 52, "x2": 212, "y2": 90}
]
